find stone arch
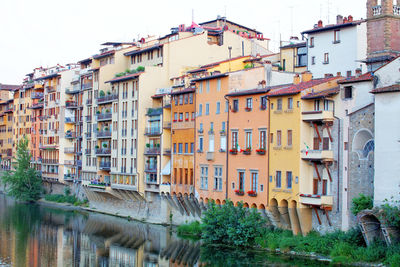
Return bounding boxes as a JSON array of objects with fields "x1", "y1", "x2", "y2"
[
  {"x1": 352, "y1": 129, "x2": 374, "y2": 159},
  {"x1": 251, "y1": 203, "x2": 257, "y2": 209},
  {"x1": 358, "y1": 211, "x2": 383, "y2": 246},
  {"x1": 205, "y1": 198, "x2": 209, "y2": 204},
  {"x1": 235, "y1": 201, "x2": 241, "y2": 207},
  {"x1": 215, "y1": 199, "x2": 221, "y2": 205},
  {"x1": 259, "y1": 204, "x2": 266, "y2": 210},
  {"x1": 222, "y1": 200, "x2": 226, "y2": 205},
  {"x1": 278, "y1": 199, "x2": 292, "y2": 230},
  {"x1": 243, "y1": 202, "x2": 249, "y2": 208},
  {"x1": 270, "y1": 198, "x2": 278, "y2": 207},
  {"x1": 184, "y1": 193, "x2": 188, "y2": 198},
  {"x1": 289, "y1": 200, "x2": 302, "y2": 235}
]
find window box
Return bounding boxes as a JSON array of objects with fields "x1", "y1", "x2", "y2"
[
  {"x1": 260, "y1": 105, "x2": 267, "y2": 110},
  {"x1": 241, "y1": 148, "x2": 251, "y2": 155},
  {"x1": 219, "y1": 148, "x2": 226, "y2": 153},
  {"x1": 185, "y1": 118, "x2": 189, "y2": 121},
  {"x1": 245, "y1": 107, "x2": 252, "y2": 112},
  {"x1": 208, "y1": 130, "x2": 214, "y2": 135},
  {"x1": 231, "y1": 108, "x2": 238, "y2": 113},
  {"x1": 198, "y1": 129, "x2": 204, "y2": 133},
  {"x1": 247, "y1": 190, "x2": 257, "y2": 197},
  {"x1": 235, "y1": 189, "x2": 244, "y2": 196},
  {"x1": 178, "y1": 119, "x2": 183, "y2": 122},
  {"x1": 197, "y1": 149, "x2": 203, "y2": 153},
  {"x1": 256, "y1": 149, "x2": 266, "y2": 155},
  {"x1": 220, "y1": 130, "x2": 226, "y2": 135},
  {"x1": 229, "y1": 149, "x2": 238, "y2": 155}
]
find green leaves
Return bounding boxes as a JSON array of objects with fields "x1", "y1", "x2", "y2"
[{"x1": 351, "y1": 193, "x2": 373, "y2": 216}]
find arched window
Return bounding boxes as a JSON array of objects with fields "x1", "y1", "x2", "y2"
[{"x1": 363, "y1": 140, "x2": 374, "y2": 158}]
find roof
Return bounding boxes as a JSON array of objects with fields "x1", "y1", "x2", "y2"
[
  {"x1": 187, "y1": 68, "x2": 208, "y2": 74},
  {"x1": 92, "y1": 50, "x2": 115, "y2": 60},
  {"x1": 226, "y1": 87, "x2": 270, "y2": 97},
  {"x1": 170, "y1": 87, "x2": 195, "y2": 96},
  {"x1": 191, "y1": 73, "x2": 228, "y2": 82},
  {"x1": 280, "y1": 42, "x2": 307, "y2": 49},
  {"x1": 201, "y1": 55, "x2": 249, "y2": 69},
  {"x1": 302, "y1": 86, "x2": 340, "y2": 99},
  {"x1": 124, "y1": 44, "x2": 163, "y2": 57},
  {"x1": 105, "y1": 72, "x2": 143, "y2": 83},
  {"x1": 268, "y1": 76, "x2": 341, "y2": 97},
  {"x1": 101, "y1": 42, "x2": 135, "y2": 46},
  {"x1": 302, "y1": 20, "x2": 364, "y2": 34},
  {"x1": 0, "y1": 84, "x2": 21, "y2": 91},
  {"x1": 370, "y1": 84, "x2": 400, "y2": 94},
  {"x1": 199, "y1": 18, "x2": 262, "y2": 35},
  {"x1": 78, "y1": 57, "x2": 92, "y2": 64},
  {"x1": 338, "y1": 72, "x2": 373, "y2": 84},
  {"x1": 35, "y1": 73, "x2": 60, "y2": 81}
]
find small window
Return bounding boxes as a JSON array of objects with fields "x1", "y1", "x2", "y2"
[
  {"x1": 334, "y1": 30, "x2": 340, "y2": 43},
  {"x1": 232, "y1": 99, "x2": 239, "y2": 112},
  {"x1": 287, "y1": 98, "x2": 293, "y2": 110},
  {"x1": 217, "y1": 79, "x2": 221, "y2": 91},
  {"x1": 277, "y1": 99, "x2": 282, "y2": 110},
  {"x1": 276, "y1": 171, "x2": 282, "y2": 188},
  {"x1": 246, "y1": 98, "x2": 253, "y2": 110},
  {"x1": 216, "y1": 102, "x2": 221, "y2": 114},
  {"x1": 312, "y1": 56, "x2": 316, "y2": 65},
  {"x1": 205, "y1": 103, "x2": 210, "y2": 115},
  {"x1": 310, "y1": 37, "x2": 314, "y2": 47},
  {"x1": 198, "y1": 104, "x2": 203, "y2": 116},
  {"x1": 287, "y1": 130, "x2": 292, "y2": 146},
  {"x1": 314, "y1": 100, "x2": 320, "y2": 111},
  {"x1": 277, "y1": 130, "x2": 281, "y2": 146},
  {"x1": 324, "y1": 53, "x2": 329, "y2": 64},
  {"x1": 286, "y1": 171, "x2": 292, "y2": 189},
  {"x1": 344, "y1": 86, "x2": 353, "y2": 99}
]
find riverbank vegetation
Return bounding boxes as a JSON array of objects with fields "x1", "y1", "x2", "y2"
[
  {"x1": 1, "y1": 137, "x2": 42, "y2": 202},
  {"x1": 44, "y1": 187, "x2": 88, "y2": 206},
  {"x1": 177, "y1": 200, "x2": 400, "y2": 266}
]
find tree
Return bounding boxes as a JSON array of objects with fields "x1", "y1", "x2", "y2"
[{"x1": 1, "y1": 137, "x2": 42, "y2": 202}]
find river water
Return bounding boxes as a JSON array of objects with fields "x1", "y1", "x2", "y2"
[{"x1": 0, "y1": 194, "x2": 326, "y2": 267}]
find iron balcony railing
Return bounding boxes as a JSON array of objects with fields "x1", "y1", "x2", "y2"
[
  {"x1": 144, "y1": 147, "x2": 161, "y2": 155},
  {"x1": 82, "y1": 82, "x2": 93, "y2": 90},
  {"x1": 144, "y1": 127, "x2": 161, "y2": 136},
  {"x1": 97, "y1": 94, "x2": 118, "y2": 104},
  {"x1": 99, "y1": 162, "x2": 111, "y2": 170},
  {"x1": 96, "y1": 131, "x2": 112, "y2": 138},
  {"x1": 96, "y1": 148, "x2": 111, "y2": 155},
  {"x1": 96, "y1": 113, "x2": 112, "y2": 121}
]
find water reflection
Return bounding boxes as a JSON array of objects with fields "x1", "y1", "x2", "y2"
[{"x1": 0, "y1": 195, "x2": 325, "y2": 267}]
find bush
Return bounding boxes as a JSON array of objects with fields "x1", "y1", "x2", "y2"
[
  {"x1": 351, "y1": 193, "x2": 373, "y2": 216},
  {"x1": 201, "y1": 200, "x2": 266, "y2": 247},
  {"x1": 64, "y1": 187, "x2": 71, "y2": 196},
  {"x1": 136, "y1": 66, "x2": 145, "y2": 72},
  {"x1": 99, "y1": 90, "x2": 105, "y2": 97},
  {"x1": 379, "y1": 200, "x2": 400, "y2": 228},
  {"x1": 177, "y1": 221, "x2": 201, "y2": 240}
]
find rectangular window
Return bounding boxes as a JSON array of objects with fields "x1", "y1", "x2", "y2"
[
  {"x1": 198, "y1": 82, "x2": 203, "y2": 93},
  {"x1": 233, "y1": 99, "x2": 239, "y2": 112},
  {"x1": 288, "y1": 98, "x2": 293, "y2": 110},
  {"x1": 313, "y1": 178, "x2": 319, "y2": 194},
  {"x1": 324, "y1": 100, "x2": 329, "y2": 111},
  {"x1": 178, "y1": 143, "x2": 183, "y2": 154},
  {"x1": 185, "y1": 143, "x2": 188, "y2": 153},
  {"x1": 214, "y1": 166, "x2": 223, "y2": 191},
  {"x1": 245, "y1": 131, "x2": 252, "y2": 149},
  {"x1": 179, "y1": 95, "x2": 183, "y2": 105},
  {"x1": 238, "y1": 171, "x2": 245, "y2": 191},
  {"x1": 246, "y1": 98, "x2": 253, "y2": 109},
  {"x1": 225, "y1": 100, "x2": 229, "y2": 112},
  {"x1": 251, "y1": 172, "x2": 258, "y2": 192},
  {"x1": 174, "y1": 112, "x2": 177, "y2": 121},
  {"x1": 270, "y1": 133, "x2": 274, "y2": 144},
  {"x1": 190, "y1": 142, "x2": 194, "y2": 153},
  {"x1": 260, "y1": 130, "x2": 267, "y2": 149},
  {"x1": 232, "y1": 131, "x2": 238, "y2": 149},
  {"x1": 179, "y1": 113, "x2": 183, "y2": 121},
  {"x1": 217, "y1": 79, "x2": 221, "y2": 91},
  {"x1": 199, "y1": 104, "x2": 203, "y2": 116},
  {"x1": 312, "y1": 56, "x2": 316, "y2": 65},
  {"x1": 323, "y1": 137, "x2": 330, "y2": 150},
  {"x1": 322, "y1": 180, "x2": 328, "y2": 195},
  {"x1": 277, "y1": 99, "x2": 282, "y2": 110},
  {"x1": 216, "y1": 102, "x2": 220, "y2": 114},
  {"x1": 334, "y1": 30, "x2": 340, "y2": 43},
  {"x1": 184, "y1": 94, "x2": 188, "y2": 104},
  {"x1": 261, "y1": 96, "x2": 267, "y2": 110},
  {"x1": 220, "y1": 135, "x2": 227, "y2": 151},
  {"x1": 206, "y1": 81, "x2": 210, "y2": 92},
  {"x1": 314, "y1": 100, "x2": 320, "y2": 111},
  {"x1": 324, "y1": 53, "x2": 329, "y2": 64},
  {"x1": 205, "y1": 103, "x2": 210, "y2": 115},
  {"x1": 287, "y1": 130, "x2": 292, "y2": 147},
  {"x1": 209, "y1": 134, "x2": 214, "y2": 152},
  {"x1": 221, "y1": 121, "x2": 226, "y2": 132},
  {"x1": 276, "y1": 171, "x2": 282, "y2": 188},
  {"x1": 286, "y1": 171, "x2": 292, "y2": 189},
  {"x1": 174, "y1": 96, "x2": 178, "y2": 106},
  {"x1": 189, "y1": 93, "x2": 193, "y2": 104},
  {"x1": 344, "y1": 86, "x2": 352, "y2": 99},
  {"x1": 199, "y1": 136, "x2": 204, "y2": 152},
  {"x1": 277, "y1": 130, "x2": 282, "y2": 146},
  {"x1": 310, "y1": 37, "x2": 314, "y2": 47},
  {"x1": 201, "y1": 166, "x2": 208, "y2": 190}
]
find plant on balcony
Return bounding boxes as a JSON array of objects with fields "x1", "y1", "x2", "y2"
[
  {"x1": 245, "y1": 107, "x2": 252, "y2": 112},
  {"x1": 102, "y1": 143, "x2": 108, "y2": 148},
  {"x1": 229, "y1": 148, "x2": 238, "y2": 154},
  {"x1": 156, "y1": 144, "x2": 160, "y2": 148},
  {"x1": 99, "y1": 90, "x2": 105, "y2": 97},
  {"x1": 241, "y1": 147, "x2": 251, "y2": 155},
  {"x1": 231, "y1": 108, "x2": 238, "y2": 113},
  {"x1": 96, "y1": 110, "x2": 100, "y2": 114},
  {"x1": 107, "y1": 91, "x2": 111, "y2": 95},
  {"x1": 185, "y1": 118, "x2": 189, "y2": 121},
  {"x1": 220, "y1": 130, "x2": 226, "y2": 135},
  {"x1": 173, "y1": 119, "x2": 177, "y2": 122},
  {"x1": 106, "y1": 109, "x2": 110, "y2": 113},
  {"x1": 146, "y1": 143, "x2": 150, "y2": 148},
  {"x1": 136, "y1": 66, "x2": 145, "y2": 72},
  {"x1": 104, "y1": 127, "x2": 109, "y2": 131},
  {"x1": 95, "y1": 145, "x2": 99, "y2": 149},
  {"x1": 256, "y1": 148, "x2": 266, "y2": 155},
  {"x1": 247, "y1": 190, "x2": 257, "y2": 197},
  {"x1": 234, "y1": 189, "x2": 244, "y2": 195}
]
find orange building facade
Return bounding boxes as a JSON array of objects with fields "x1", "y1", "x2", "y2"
[{"x1": 226, "y1": 88, "x2": 269, "y2": 209}]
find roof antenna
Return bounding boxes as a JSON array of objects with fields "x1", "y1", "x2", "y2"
[
  {"x1": 192, "y1": 8, "x2": 194, "y2": 23},
  {"x1": 289, "y1": 5, "x2": 294, "y2": 36}
]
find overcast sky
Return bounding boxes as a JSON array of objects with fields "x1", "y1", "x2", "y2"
[{"x1": 0, "y1": 0, "x2": 366, "y2": 84}]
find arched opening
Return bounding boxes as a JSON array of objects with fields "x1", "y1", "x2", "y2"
[
  {"x1": 205, "y1": 198, "x2": 209, "y2": 204},
  {"x1": 270, "y1": 198, "x2": 278, "y2": 207},
  {"x1": 222, "y1": 200, "x2": 226, "y2": 205},
  {"x1": 259, "y1": 204, "x2": 266, "y2": 210},
  {"x1": 235, "y1": 201, "x2": 241, "y2": 207},
  {"x1": 352, "y1": 129, "x2": 374, "y2": 159},
  {"x1": 243, "y1": 203, "x2": 249, "y2": 208},
  {"x1": 289, "y1": 200, "x2": 302, "y2": 235},
  {"x1": 251, "y1": 203, "x2": 257, "y2": 209},
  {"x1": 279, "y1": 199, "x2": 292, "y2": 230},
  {"x1": 358, "y1": 212, "x2": 383, "y2": 246},
  {"x1": 215, "y1": 199, "x2": 221, "y2": 205}
]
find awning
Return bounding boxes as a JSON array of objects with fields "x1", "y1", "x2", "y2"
[{"x1": 161, "y1": 160, "x2": 171, "y2": 175}]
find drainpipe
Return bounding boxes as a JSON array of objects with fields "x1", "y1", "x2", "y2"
[
  {"x1": 193, "y1": 90, "x2": 197, "y2": 197},
  {"x1": 224, "y1": 95, "x2": 230, "y2": 200},
  {"x1": 301, "y1": 34, "x2": 309, "y2": 72},
  {"x1": 333, "y1": 100, "x2": 340, "y2": 211},
  {"x1": 267, "y1": 96, "x2": 271, "y2": 207}
]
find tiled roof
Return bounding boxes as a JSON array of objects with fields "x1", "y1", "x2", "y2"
[
  {"x1": 105, "y1": 72, "x2": 143, "y2": 83},
  {"x1": 170, "y1": 87, "x2": 195, "y2": 96},
  {"x1": 200, "y1": 56, "x2": 249, "y2": 69},
  {"x1": 92, "y1": 50, "x2": 115, "y2": 60},
  {"x1": 338, "y1": 72, "x2": 373, "y2": 84},
  {"x1": 302, "y1": 86, "x2": 340, "y2": 99},
  {"x1": 370, "y1": 84, "x2": 400, "y2": 94},
  {"x1": 78, "y1": 57, "x2": 92, "y2": 64},
  {"x1": 124, "y1": 44, "x2": 163, "y2": 57},
  {"x1": 0, "y1": 84, "x2": 21, "y2": 91},
  {"x1": 199, "y1": 18, "x2": 263, "y2": 35},
  {"x1": 35, "y1": 73, "x2": 60, "y2": 81},
  {"x1": 302, "y1": 20, "x2": 364, "y2": 34},
  {"x1": 191, "y1": 73, "x2": 228, "y2": 82},
  {"x1": 267, "y1": 76, "x2": 341, "y2": 97}
]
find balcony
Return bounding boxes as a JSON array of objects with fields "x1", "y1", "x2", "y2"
[
  {"x1": 82, "y1": 82, "x2": 92, "y2": 90},
  {"x1": 99, "y1": 162, "x2": 111, "y2": 170},
  {"x1": 145, "y1": 165, "x2": 157, "y2": 173},
  {"x1": 206, "y1": 151, "x2": 214, "y2": 161},
  {"x1": 41, "y1": 159, "x2": 59, "y2": 164},
  {"x1": 85, "y1": 148, "x2": 91, "y2": 154},
  {"x1": 31, "y1": 92, "x2": 44, "y2": 99},
  {"x1": 65, "y1": 117, "x2": 75, "y2": 123},
  {"x1": 39, "y1": 144, "x2": 58, "y2": 150},
  {"x1": 96, "y1": 112, "x2": 112, "y2": 121},
  {"x1": 85, "y1": 115, "x2": 92, "y2": 122},
  {"x1": 86, "y1": 99, "x2": 92, "y2": 105},
  {"x1": 30, "y1": 102, "x2": 44, "y2": 109},
  {"x1": 64, "y1": 160, "x2": 75, "y2": 166},
  {"x1": 301, "y1": 149, "x2": 334, "y2": 162},
  {"x1": 302, "y1": 110, "x2": 334, "y2": 122},
  {"x1": 372, "y1": 5, "x2": 382, "y2": 16},
  {"x1": 66, "y1": 101, "x2": 78, "y2": 109},
  {"x1": 163, "y1": 122, "x2": 171, "y2": 129},
  {"x1": 76, "y1": 160, "x2": 82, "y2": 167},
  {"x1": 65, "y1": 132, "x2": 76, "y2": 139},
  {"x1": 395, "y1": 5, "x2": 400, "y2": 15},
  {"x1": 97, "y1": 130, "x2": 112, "y2": 138},
  {"x1": 160, "y1": 183, "x2": 171, "y2": 194},
  {"x1": 144, "y1": 147, "x2": 161, "y2": 155},
  {"x1": 65, "y1": 86, "x2": 80, "y2": 94},
  {"x1": 111, "y1": 183, "x2": 137, "y2": 191},
  {"x1": 64, "y1": 147, "x2": 75, "y2": 154},
  {"x1": 145, "y1": 127, "x2": 161, "y2": 136},
  {"x1": 64, "y1": 174, "x2": 75, "y2": 181},
  {"x1": 42, "y1": 172, "x2": 59, "y2": 180},
  {"x1": 46, "y1": 86, "x2": 56, "y2": 93},
  {"x1": 300, "y1": 194, "x2": 333, "y2": 207},
  {"x1": 97, "y1": 94, "x2": 118, "y2": 104},
  {"x1": 96, "y1": 148, "x2": 111, "y2": 156},
  {"x1": 85, "y1": 132, "x2": 92, "y2": 138}
]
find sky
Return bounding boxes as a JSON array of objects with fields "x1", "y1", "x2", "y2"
[{"x1": 0, "y1": 0, "x2": 366, "y2": 84}]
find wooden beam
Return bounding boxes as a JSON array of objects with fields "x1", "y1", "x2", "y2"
[
  {"x1": 325, "y1": 122, "x2": 333, "y2": 142},
  {"x1": 324, "y1": 208, "x2": 332, "y2": 226},
  {"x1": 313, "y1": 206, "x2": 322, "y2": 225},
  {"x1": 314, "y1": 162, "x2": 321, "y2": 181},
  {"x1": 313, "y1": 123, "x2": 322, "y2": 143},
  {"x1": 325, "y1": 163, "x2": 332, "y2": 182}
]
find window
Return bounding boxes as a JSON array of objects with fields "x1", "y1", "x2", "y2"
[
  {"x1": 311, "y1": 56, "x2": 316, "y2": 65},
  {"x1": 221, "y1": 121, "x2": 226, "y2": 132},
  {"x1": 232, "y1": 99, "x2": 239, "y2": 112},
  {"x1": 205, "y1": 103, "x2": 210, "y2": 115},
  {"x1": 245, "y1": 131, "x2": 252, "y2": 149},
  {"x1": 198, "y1": 82, "x2": 203, "y2": 93},
  {"x1": 238, "y1": 171, "x2": 245, "y2": 191},
  {"x1": 261, "y1": 96, "x2": 267, "y2": 110},
  {"x1": 199, "y1": 122, "x2": 203, "y2": 131},
  {"x1": 184, "y1": 94, "x2": 188, "y2": 104},
  {"x1": 216, "y1": 102, "x2": 220, "y2": 114},
  {"x1": 199, "y1": 104, "x2": 203, "y2": 116},
  {"x1": 297, "y1": 47, "x2": 307, "y2": 66},
  {"x1": 179, "y1": 95, "x2": 183, "y2": 105},
  {"x1": 200, "y1": 166, "x2": 208, "y2": 190},
  {"x1": 246, "y1": 98, "x2": 253, "y2": 109},
  {"x1": 287, "y1": 130, "x2": 292, "y2": 147},
  {"x1": 220, "y1": 135, "x2": 227, "y2": 151},
  {"x1": 288, "y1": 98, "x2": 293, "y2": 110},
  {"x1": 185, "y1": 143, "x2": 188, "y2": 153},
  {"x1": 310, "y1": 37, "x2": 314, "y2": 47},
  {"x1": 178, "y1": 143, "x2": 183, "y2": 154},
  {"x1": 179, "y1": 113, "x2": 183, "y2": 121},
  {"x1": 210, "y1": 122, "x2": 214, "y2": 131},
  {"x1": 185, "y1": 112, "x2": 189, "y2": 121},
  {"x1": 217, "y1": 79, "x2": 221, "y2": 91},
  {"x1": 344, "y1": 86, "x2": 352, "y2": 99},
  {"x1": 314, "y1": 100, "x2": 320, "y2": 111},
  {"x1": 277, "y1": 130, "x2": 282, "y2": 146},
  {"x1": 173, "y1": 143, "x2": 176, "y2": 154},
  {"x1": 190, "y1": 142, "x2": 194, "y2": 153},
  {"x1": 286, "y1": 171, "x2": 292, "y2": 189},
  {"x1": 214, "y1": 167, "x2": 223, "y2": 191},
  {"x1": 209, "y1": 134, "x2": 214, "y2": 152},
  {"x1": 323, "y1": 137, "x2": 330, "y2": 150},
  {"x1": 251, "y1": 172, "x2": 258, "y2": 192},
  {"x1": 199, "y1": 136, "x2": 204, "y2": 152},
  {"x1": 277, "y1": 99, "x2": 282, "y2": 110},
  {"x1": 324, "y1": 53, "x2": 329, "y2": 64},
  {"x1": 206, "y1": 81, "x2": 210, "y2": 92},
  {"x1": 276, "y1": 171, "x2": 281, "y2": 188},
  {"x1": 270, "y1": 133, "x2": 274, "y2": 144},
  {"x1": 334, "y1": 30, "x2": 340, "y2": 43},
  {"x1": 232, "y1": 131, "x2": 238, "y2": 149},
  {"x1": 324, "y1": 100, "x2": 330, "y2": 111},
  {"x1": 260, "y1": 130, "x2": 267, "y2": 149},
  {"x1": 282, "y1": 59, "x2": 286, "y2": 71},
  {"x1": 189, "y1": 93, "x2": 193, "y2": 104},
  {"x1": 225, "y1": 100, "x2": 229, "y2": 112},
  {"x1": 363, "y1": 140, "x2": 374, "y2": 158},
  {"x1": 322, "y1": 180, "x2": 328, "y2": 195}
]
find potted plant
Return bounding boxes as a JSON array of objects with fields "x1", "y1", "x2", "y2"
[
  {"x1": 96, "y1": 110, "x2": 100, "y2": 114},
  {"x1": 245, "y1": 107, "x2": 252, "y2": 112},
  {"x1": 95, "y1": 145, "x2": 99, "y2": 149},
  {"x1": 107, "y1": 91, "x2": 111, "y2": 95},
  {"x1": 256, "y1": 148, "x2": 266, "y2": 155},
  {"x1": 146, "y1": 143, "x2": 150, "y2": 148},
  {"x1": 104, "y1": 127, "x2": 109, "y2": 131},
  {"x1": 235, "y1": 189, "x2": 244, "y2": 196},
  {"x1": 99, "y1": 90, "x2": 105, "y2": 97},
  {"x1": 96, "y1": 127, "x2": 99, "y2": 132},
  {"x1": 156, "y1": 144, "x2": 160, "y2": 148},
  {"x1": 102, "y1": 143, "x2": 108, "y2": 148},
  {"x1": 106, "y1": 109, "x2": 110, "y2": 113},
  {"x1": 247, "y1": 190, "x2": 257, "y2": 197},
  {"x1": 229, "y1": 148, "x2": 238, "y2": 155},
  {"x1": 242, "y1": 147, "x2": 252, "y2": 155}
]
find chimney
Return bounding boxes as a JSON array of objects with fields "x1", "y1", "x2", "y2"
[
  {"x1": 263, "y1": 61, "x2": 272, "y2": 86},
  {"x1": 348, "y1": 15, "x2": 353, "y2": 22},
  {"x1": 301, "y1": 71, "x2": 313, "y2": 82},
  {"x1": 355, "y1": 68, "x2": 362, "y2": 77},
  {"x1": 343, "y1": 17, "x2": 348, "y2": 23},
  {"x1": 318, "y1": 20, "x2": 323, "y2": 28},
  {"x1": 293, "y1": 74, "x2": 301, "y2": 85},
  {"x1": 337, "y1": 72, "x2": 342, "y2": 77},
  {"x1": 337, "y1": 15, "x2": 344, "y2": 24},
  {"x1": 324, "y1": 73, "x2": 333, "y2": 78}
]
